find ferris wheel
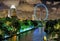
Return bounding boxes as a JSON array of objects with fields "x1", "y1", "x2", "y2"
[
  {"x1": 32, "y1": 3, "x2": 48, "y2": 41},
  {"x1": 33, "y1": 3, "x2": 48, "y2": 21}
]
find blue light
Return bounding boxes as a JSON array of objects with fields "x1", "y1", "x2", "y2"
[
  {"x1": 20, "y1": 26, "x2": 34, "y2": 32},
  {"x1": 4, "y1": 35, "x2": 9, "y2": 38},
  {"x1": 32, "y1": 28, "x2": 41, "y2": 41},
  {"x1": 32, "y1": 28, "x2": 47, "y2": 41}
]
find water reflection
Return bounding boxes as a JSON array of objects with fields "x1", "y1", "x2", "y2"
[{"x1": 2, "y1": 28, "x2": 46, "y2": 41}]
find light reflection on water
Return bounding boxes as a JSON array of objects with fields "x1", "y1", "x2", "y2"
[
  {"x1": 3, "y1": 28, "x2": 46, "y2": 41},
  {"x1": 32, "y1": 28, "x2": 47, "y2": 41}
]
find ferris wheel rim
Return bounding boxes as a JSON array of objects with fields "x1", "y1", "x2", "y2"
[{"x1": 34, "y1": 3, "x2": 48, "y2": 21}]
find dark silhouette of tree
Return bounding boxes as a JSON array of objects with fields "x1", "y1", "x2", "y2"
[{"x1": 0, "y1": 35, "x2": 3, "y2": 41}]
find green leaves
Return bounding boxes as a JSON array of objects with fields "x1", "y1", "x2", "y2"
[
  {"x1": 45, "y1": 19, "x2": 60, "y2": 40},
  {"x1": 54, "y1": 23, "x2": 60, "y2": 30},
  {"x1": 0, "y1": 16, "x2": 21, "y2": 35}
]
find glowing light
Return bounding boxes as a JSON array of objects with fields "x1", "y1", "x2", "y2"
[
  {"x1": 4, "y1": 35, "x2": 9, "y2": 38},
  {"x1": 10, "y1": 5, "x2": 16, "y2": 9},
  {"x1": 44, "y1": 36, "x2": 47, "y2": 41},
  {"x1": 20, "y1": 26, "x2": 34, "y2": 32}
]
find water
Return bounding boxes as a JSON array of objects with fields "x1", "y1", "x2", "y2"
[{"x1": 32, "y1": 28, "x2": 47, "y2": 41}]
